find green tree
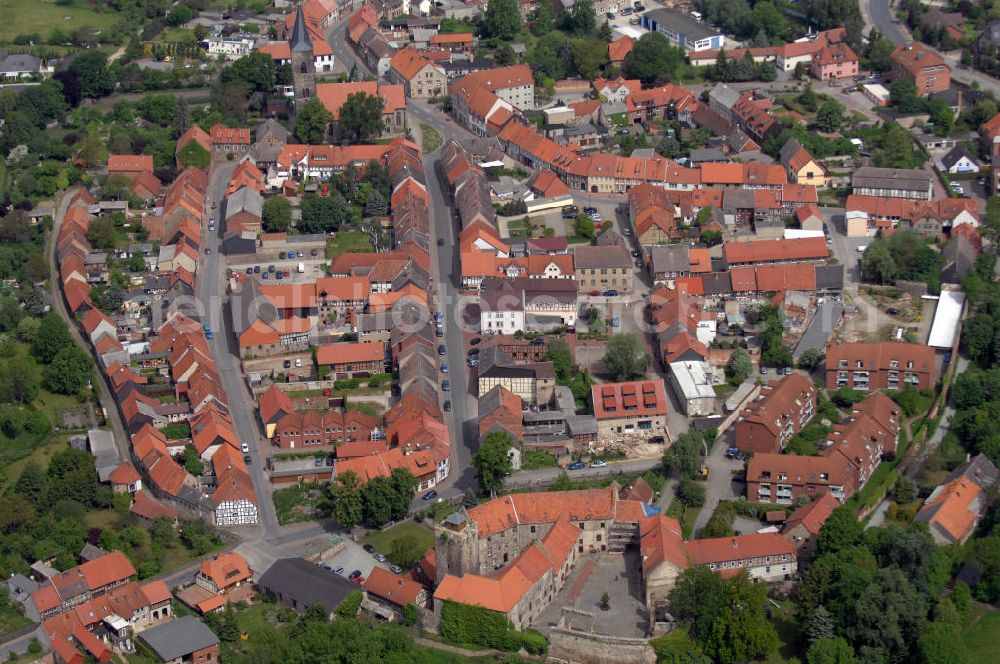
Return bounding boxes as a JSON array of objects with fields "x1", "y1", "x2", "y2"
[
  {"x1": 817, "y1": 504, "x2": 863, "y2": 555},
  {"x1": 864, "y1": 29, "x2": 896, "y2": 72},
  {"x1": 262, "y1": 196, "x2": 293, "y2": 233},
  {"x1": 893, "y1": 476, "x2": 916, "y2": 504},
  {"x1": 482, "y1": 0, "x2": 520, "y2": 41},
  {"x1": 725, "y1": 348, "x2": 753, "y2": 385},
  {"x1": 330, "y1": 470, "x2": 364, "y2": 529},
  {"x1": 86, "y1": 217, "x2": 117, "y2": 250},
  {"x1": 602, "y1": 333, "x2": 649, "y2": 381},
  {"x1": 576, "y1": 213, "x2": 595, "y2": 238},
  {"x1": 402, "y1": 603, "x2": 418, "y2": 626},
  {"x1": 182, "y1": 446, "x2": 204, "y2": 476},
  {"x1": 43, "y1": 345, "x2": 93, "y2": 395},
  {"x1": 875, "y1": 123, "x2": 921, "y2": 169},
  {"x1": 623, "y1": 32, "x2": 684, "y2": 84},
  {"x1": 890, "y1": 79, "x2": 923, "y2": 114},
  {"x1": 751, "y1": 1, "x2": 787, "y2": 38},
  {"x1": 703, "y1": 572, "x2": 779, "y2": 662},
  {"x1": 339, "y1": 92, "x2": 385, "y2": 143},
  {"x1": 815, "y1": 101, "x2": 845, "y2": 133},
  {"x1": 0, "y1": 355, "x2": 41, "y2": 404},
  {"x1": 387, "y1": 468, "x2": 418, "y2": 521},
  {"x1": 177, "y1": 140, "x2": 210, "y2": 169},
  {"x1": 808, "y1": 605, "x2": 835, "y2": 644},
  {"x1": 677, "y1": 478, "x2": 706, "y2": 507},
  {"x1": 361, "y1": 476, "x2": 396, "y2": 527},
  {"x1": 70, "y1": 50, "x2": 114, "y2": 98},
  {"x1": 474, "y1": 431, "x2": 515, "y2": 496},
  {"x1": 222, "y1": 51, "x2": 276, "y2": 93},
  {"x1": 295, "y1": 98, "x2": 333, "y2": 144},
  {"x1": 571, "y1": 37, "x2": 608, "y2": 80},
  {"x1": 917, "y1": 620, "x2": 966, "y2": 664},
  {"x1": 336, "y1": 591, "x2": 363, "y2": 618},
  {"x1": 32, "y1": 314, "x2": 72, "y2": 363},
  {"x1": 798, "y1": 347, "x2": 824, "y2": 370},
  {"x1": 14, "y1": 460, "x2": 48, "y2": 507},
  {"x1": 533, "y1": 2, "x2": 554, "y2": 35},
  {"x1": 545, "y1": 339, "x2": 574, "y2": 381},
  {"x1": 389, "y1": 534, "x2": 424, "y2": 568},
  {"x1": 799, "y1": 83, "x2": 819, "y2": 112},
  {"x1": 807, "y1": 637, "x2": 857, "y2": 664},
  {"x1": 860, "y1": 241, "x2": 897, "y2": 284},
  {"x1": 567, "y1": 0, "x2": 596, "y2": 36},
  {"x1": 662, "y1": 431, "x2": 704, "y2": 480}
]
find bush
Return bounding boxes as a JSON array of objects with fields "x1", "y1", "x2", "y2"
[
  {"x1": 829, "y1": 387, "x2": 865, "y2": 408},
  {"x1": 336, "y1": 590, "x2": 363, "y2": 618},
  {"x1": 520, "y1": 629, "x2": 549, "y2": 655},
  {"x1": 440, "y1": 601, "x2": 529, "y2": 652},
  {"x1": 677, "y1": 479, "x2": 706, "y2": 508}
]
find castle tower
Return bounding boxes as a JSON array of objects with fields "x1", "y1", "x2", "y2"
[
  {"x1": 289, "y1": 5, "x2": 316, "y2": 103},
  {"x1": 435, "y1": 511, "x2": 480, "y2": 585}
]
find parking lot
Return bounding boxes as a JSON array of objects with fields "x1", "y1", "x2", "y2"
[
  {"x1": 317, "y1": 539, "x2": 394, "y2": 583},
  {"x1": 227, "y1": 255, "x2": 327, "y2": 284}
]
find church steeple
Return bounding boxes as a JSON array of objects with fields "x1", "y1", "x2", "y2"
[{"x1": 290, "y1": 5, "x2": 313, "y2": 54}]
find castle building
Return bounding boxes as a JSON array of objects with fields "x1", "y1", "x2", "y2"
[{"x1": 290, "y1": 5, "x2": 316, "y2": 103}]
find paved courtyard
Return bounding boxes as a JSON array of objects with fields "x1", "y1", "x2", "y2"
[{"x1": 533, "y1": 551, "x2": 649, "y2": 638}]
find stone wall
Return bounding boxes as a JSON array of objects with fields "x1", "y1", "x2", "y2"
[
  {"x1": 894, "y1": 280, "x2": 928, "y2": 299},
  {"x1": 547, "y1": 617, "x2": 656, "y2": 664}
]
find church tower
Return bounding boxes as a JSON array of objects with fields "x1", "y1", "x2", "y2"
[{"x1": 289, "y1": 5, "x2": 316, "y2": 104}]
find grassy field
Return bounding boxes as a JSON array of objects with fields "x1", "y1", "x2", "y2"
[
  {"x1": 964, "y1": 604, "x2": 1000, "y2": 664},
  {"x1": 326, "y1": 231, "x2": 374, "y2": 259},
  {"x1": 764, "y1": 599, "x2": 802, "y2": 664},
  {"x1": 1, "y1": 0, "x2": 119, "y2": 42},
  {"x1": 346, "y1": 401, "x2": 383, "y2": 418},
  {"x1": 364, "y1": 521, "x2": 435, "y2": 556},
  {"x1": 419, "y1": 123, "x2": 444, "y2": 155},
  {"x1": 665, "y1": 498, "x2": 700, "y2": 539},
  {"x1": 0, "y1": 600, "x2": 31, "y2": 638},
  {"x1": 521, "y1": 450, "x2": 558, "y2": 470}
]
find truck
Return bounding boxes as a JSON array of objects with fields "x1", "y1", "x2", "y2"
[{"x1": 297, "y1": 262, "x2": 305, "y2": 273}]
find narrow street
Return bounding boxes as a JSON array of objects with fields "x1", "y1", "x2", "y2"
[{"x1": 197, "y1": 160, "x2": 281, "y2": 535}]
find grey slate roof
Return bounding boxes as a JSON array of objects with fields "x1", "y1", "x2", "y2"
[
  {"x1": 814, "y1": 264, "x2": 845, "y2": 291},
  {"x1": 778, "y1": 137, "x2": 803, "y2": 167},
  {"x1": 573, "y1": 244, "x2": 631, "y2": 270},
  {"x1": 941, "y1": 145, "x2": 980, "y2": 171},
  {"x1": 139, "y1": 616, "x2": 219, "y2": 661},
  {"x1": 226, "y1": 187, "x2": 264, "y2": 219},
  {"x1": 650, "y1": 245, "x2": 690, "y2": 275},
  {"x1": 701, "y1": 272, "x2": 732, "y2": 295},
  {"x1": 708, "y1": 84, "x2": 741, "y2": 112},
  {"x1": 0, "y1": 54, "x2": 41, "y2": 74},
  {"x1": 852, "y1": 167, "x2": 932, "y2": 192},
  {"x1": 258, "y1": 557, "x2": 357, "y2": 615},
  {"x1": 290, "y1": 6, "x2": 313, "y2": 53},
  {"x1": 945, "y1": 453, "x2": 999, "y2": 491},
  {"x1": 689, "y1": 147, "x2": 727, "y2": 163}
]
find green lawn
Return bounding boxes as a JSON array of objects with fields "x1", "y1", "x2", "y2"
[
  {"x1": 364, "y1": 521, "x2": 435, "y2": 557},
  {"x1": 273, "y1": 484, "x2": 330, "y2": 526},
  {"x1": 159, "y1": 27, "x2": 197, "y2": 44},
  {"x1": 764, "y1": 599, "x2": 802, "y2": 664},
  {"x1": 419, "y1": 123, "x2": 444, "y2": 155},
  {"x1": 161, "y1": 422, "x2": 192, "y2": 440},
  {"x1": 964, "y1": 604, "x2": 1000, "y2": 664},
  {"x1": 0, "y1": 601, "x2": 31, "y2": 638},
  {"x1": 326, "y1": 231, "x2": 374, "y2": 260},
  {"x1": 521, "y1": 450, "x2": 558, "y2": 470},
  {"x1": 346, "y1": 401, "x2": 383, "y2": 418},
  {"x1": 1, "y1": 0, "x2": 120, "y2": 42},
  {"x1": 665, "y1": 498, "x2": 700, "y2": 539}
]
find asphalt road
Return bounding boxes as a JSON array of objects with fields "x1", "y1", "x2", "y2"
[
  {"x1": 867, "y1": 0, "x2": 907, "y2": 45},
  {"x1": 197, "y1": 160, "x2": 281, "y2": 535}
]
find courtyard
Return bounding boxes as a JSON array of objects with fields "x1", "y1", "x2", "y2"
[{"x1": 533, "y1": 551, "x2": 649, "y2": 638}]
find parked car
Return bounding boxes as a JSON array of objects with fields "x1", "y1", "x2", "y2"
[
  {"x1": 603, "y1": 289, "x2": 618, "y2": 297},
  {"x1": 295, "y1": 358, "x2": 302, "y2": 368},
  {"x1": 332, "y1": 566, "x2": 344, "y2": 575},
  {"x1": 886, "y1": 307, "x2": 900, "y2": 315},
  {"x1": 275, "y1": 272, "x2": 283, "y2": 279},
  {"x1": 443, "y1": 400, "x2": 452, "y2": 412},
  {"x1": 611, "y1": 316, "x2": 621, "y2": 327},
  {"x1": 311, "y1": 249, "x2": 319, "y2": 256},
  {"x1": 760, "y1": 366, "x2": 768, "y2": 375},
  {"x1": 314, "y1": 457, "x2": 324, "y2": 467},
  {"x1": 590, "y1": 460, "x2": 608, "y2": 468},
  {"x1": 262, "y1": 272, "x2": 269, "y2": 279},
  {"x1": 568, "y1": 461, "x2": 586, "y2": 470},
  {"x1": 438, "y1": 238, "x2": 445, "y2": 246},
  {"x1": 268, "y1": 265, "x2": 276, "y2": 272},
  {"x1": 325, "y1": 456, "x2": 334, "y2": 466},
  {"x1": 605, "y1": 11, "x2": 614, "y2": 19},
  {"x1": 583, "y1": 206, "x2": 598, "y2": 215},
  {"x1": 725, "y1": 446, "x2": 740, "y2": 459},
  {"x1": 205, "y1": 330, "x2": 214, "y2": 339},
  {"x1": 245, "y1": 267, "x2": 253, "y2": 275},
  {"x1": 283, "y1": 360, "x2": 291, "y2": 369},
  {"x1": 279, "y1": 252, "x2": 287, "y2": 259},
  {"x1": 470, "y1": 337, "x2": 482, "y2": 345},
  {"x1": 363, "y1": 544, "x2": 376, "y2": 554},
  {"x1": 631, "y1": 250, "x2": 640, "y2": 258},
  {"x1": 530, "y1": 337, "x2": 545, "y2": 346},
  {"x1": 468, "y1": 348, "x2": 480, "y2": 356},
  {"x1": 440, "y1": 363, "x2": 448, "y2": 373},
  {"x1": 241, "y1": 442, "x2": 250, "y2": 454},
  {"x1": 422, "y1": 490, "x2": 438, "y2": 501},
  {"x1": 204, "y1": 247, "x2": 212, "y2": 254},
  {"x1": 390, "y1": 565, "x2": 403, "y2": 574},
  {"x1": 348, "y1": 570, "x2": 364, "y2": 583},
  {"x1": 442, "y1": 380, "x2": 450, "y2": 391},
  {"x1": 244, "y1": 454, "x2": 252, "y2": 464},
  {"x1": 649, "y1": 435, "x2": 665, "y2": 444},
  {"x1": 297, "y1": 250, "x2": 304, "y2": 258},
  {"x1": 254, "y1": 265, "x2": 261, "y2": 273},
  {"x1": 373, "y1": 552, "x2": 386, "y2": 562},
  {"x1": 438, "y1": 344, "x2": 446, "y2": 355}
]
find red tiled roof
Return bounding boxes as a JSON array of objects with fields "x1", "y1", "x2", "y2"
[
  {"x1": 109, "y1": 462, "x2": 140, "y2": 485},
  {"x1": 724, "y1": 237, "x2": 828, "y2": 264},
  {"x1": 784, "y1": 492, "x2": 839, "y2": 536},
  {"x1": 210, "y1": 124, "x2": 251, "y2": 145},
  {"x1": 315, "y1": 341, "x2": 384, "y2": 366},
  {"x1": 364, "y1": 567, "x2": 425, "y2": 606},
  {"x1": 108, "y1": 154, "x2": 153, "y2": 173}
]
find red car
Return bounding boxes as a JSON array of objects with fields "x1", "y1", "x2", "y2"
[
  {"x1": 348, "y1": 570, "x2": 364, "y2": 583},
  {"x1": 588, "y1": 290, "x2": 600, "y2": 296}
]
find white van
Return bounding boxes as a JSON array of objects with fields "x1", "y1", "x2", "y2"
[
  {"x1": 297, "y1": 262, "x2": 305, "y2": 273},
  {"x1": 856, "y1": 245, "x2": 867, "y2": 253}
]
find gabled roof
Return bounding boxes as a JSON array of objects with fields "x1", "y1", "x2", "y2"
[
  {"x1": 259, "y1": 384, "x2": 295, "y2": 425},
  {"x1": 783, "y1": 492, "x2": 839, "y2": 536}
]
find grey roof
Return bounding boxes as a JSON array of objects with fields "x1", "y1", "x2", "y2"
[
  {"x1": 566, "y1": 414, "x2": 597, "y2": 436},
  {"x1": 689, "y1": 147, "x2": 727, "y2": 163},
  {"x1": 942, "y1": 234, "x2": 976, "y2": 284},
  {"x1": 232, "y1": 277, "x2": 278, "y2": 335},
  {"x1": 479, "y1": 384, "x2": 518, "y2": 418},
  {"x1": 140, "y1": 616, "x2": 219, "y2": 661},
  {"x1": 645, "y1": 8, "x2": 720, "y2": 39},
  {"x1": 941, "y1": 145, "x2": 980, "y2": 170},
  {"x1": 853, "y1": 167, "x2": 932, "y2": 192},
  {"x1": 290, "y1": 6, "x2": 313, "y2": 53},
  {"x1": 778, "y1": 137, "x2": 804, "y2": 167},
  {"x1": 226, "y1": 187, "x2": 264, "y2": 219},
  {"x1": 564, "y1": 123, "x2": 606, "y2": 139},
  {"x1": 0, "y1": 54, "x2": 42, "y2": 74},
  {"x1": 701, "y1": 272, "x2": 732, "y2": 295},
  {"x1": 708, "y1": 84, "x2": 741, "y2": 111},
  {"x1": 87, "y1": 429, "x2": 120, "y2": 482},
  {"x1": 79, "y1": 543, "x2": 107, "y2": 562},
  {"x1": 814, "y1": 264, "x2": 845, "y2": 291},
  {"x1": 258, "y1": 557, "x2": 357, "y2": 614},
  {"x1": 650, "y1": 245, "x2": 690, "y2": 274},
  {"x1": 573, "y1": 244, "x2": 631, "y2": 270},
  {"x1": 594, "y1": 228, "x2": 626, "y2": 247},
  {"x1": 723, "y1": 189, "x2": 755, "y2": 210},
  {"x1": 945, "y1": 453, "x2": 999, "y2": 491}
]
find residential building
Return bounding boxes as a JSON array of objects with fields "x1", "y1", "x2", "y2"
[
  {"x1": 591, "y1": 380, "x2": 670, "y2": 446},
  {"x1": 573, "y1": 243, "x2": 633, "y2": 293},
  {"x1": 479, "y1": 385, "x2": 524, "y2": 443},
  {"x1": 0, "y1": 53, "x2": 50, "y2": 79},
  {"x1": 388, "y1": 47, "x2": 447, "y2": 99},
  {"x1": 137, "y1": 615, "x2": 220, "y2": 664},
  {"x1": 209, "y1": 124, "x2": 251, "y2": 157},
  {"x1": 941, "y1": 145, "x2": 981, "y2": 174},
  {"x1": 782, "y1": 492, "x2": 840, "y2": 561},
  {"x1": 746, "y1": 392, "x2": 901, "y2": 504},
  {"x1": 273, "y1": 410, "x2": 379, "y2": 450},
  {"x1": 734, "y1": 373, "x2": 817, "y2": 454},
  {"x1": 608, "y1": 36, "x2": 635, "y2": 65},
  {"x1": 363, "y1": 567, "x2": 428, "y2": 618},
  {"x1": 195, "y1": 552, "x2": 253, "y2": 598},
  {"x1": 479, "y1": 277, "x2": 578, "y2": 334},
  {"x1": 723, "y1": 237, "x2": 829, "y2": 266},
  {"x1": 316, "y1": 81, "x2": 407, "y2": 135},
  {"x1": 811, "y1": 42, "x2": 859, "y2": 80},
  {"x1": 891, "y1": 42, "x2": 950, "y2": 96},
  {"x1": 258, "y1": 558, "x2": 357, "y2": 616},
  {"x1": 29, "y1": 551, "x2": 137, "y2": 620},
  {"x1": 640, "y1": 8, "x2": 724, "y2": 52},
  {"x1": 825, "y1": 341, "x2": 936, "y2": 390},
  {"x1": 476, "y1": 347, "x2": 556, "y2": 406},
  {"x1": 779, "y1": 138, "x2": 829, "y2": 188},
  {"x1": 916, "y1": 454, "x2": 998, "y2": 544}
]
